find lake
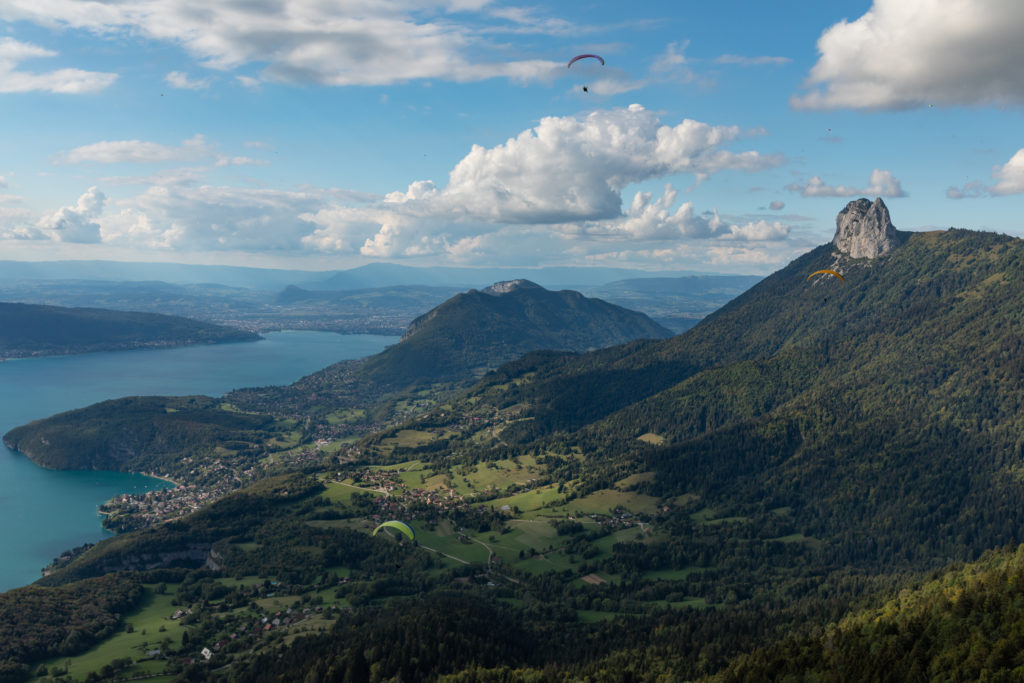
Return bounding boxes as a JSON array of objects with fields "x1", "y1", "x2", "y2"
[{"x1": 0, "y1": 331, "x2": 397, "y2": 592}]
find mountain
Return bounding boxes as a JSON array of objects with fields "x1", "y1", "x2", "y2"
[
  {"x1": 311, "y1": 263, "x2": 721, "y2": 291},
  {"x1": 0, "y1": 260, "x2": 325, "y2": 290},
  {"x1": 356, "y1": 279, "x2": 673, "y2": 385},
  {"x1": 0, "y1": 302, "x2": 258, "y2": 358},
  {"x1": 0, "y1": 258, "x2": 745, "y2": 292},
  {"x1": 453, "y1": 198, "x2": 1024, "y2": 571},
  {"x1": 14, "y1": 198, "x2": 1024, "y2": 680}
]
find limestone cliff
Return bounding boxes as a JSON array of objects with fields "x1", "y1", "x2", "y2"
[{"x1": 832, "y1": 197, "x2": 905, "y2": 258}]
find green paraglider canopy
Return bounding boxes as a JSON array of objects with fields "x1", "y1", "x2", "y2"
[{"x1": 373, "y1": 520, "x2": 415, "y2": 541}]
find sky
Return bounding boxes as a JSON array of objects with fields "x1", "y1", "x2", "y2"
[{"x1": 2, "y1": 0, "x2": 1024, "y2": 275}]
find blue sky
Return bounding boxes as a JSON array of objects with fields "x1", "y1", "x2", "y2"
[{"x1": 2, "y1": 0, "x2": 1023, "y2": 274}]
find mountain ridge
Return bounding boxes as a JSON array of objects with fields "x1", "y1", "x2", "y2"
[{"x1": 0, "y1": 301, "x2": 258, "y2": 359}]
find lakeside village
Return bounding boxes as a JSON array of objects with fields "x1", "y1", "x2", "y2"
[
  {"x1": 91, "y1": 442, "x2": 646, "y2": 554},
  {"x1": 93, "y1": 404, "x2": 511, "y2": 533}
]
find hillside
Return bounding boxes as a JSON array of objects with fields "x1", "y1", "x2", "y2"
[
  {"x1": 446, "y1": 223, "x2": 1024, "y2": 572},
  {"x1": 0, "y1": 302, "x2": 258, "y2": 358},
  {"x1": 14, "y1": 199, "x2": 1024, "y2": 680},
  {"x1": 713, "y1": 543, "x2": 1024, "y2": 681},
  {"x1": 226, "y1": 280, "x2": 672, "y2": 427},
  {"x1": 358, "y1": 279, "x2": 673, "y2": 385}
]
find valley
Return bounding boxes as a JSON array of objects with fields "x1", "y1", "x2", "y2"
[{"x1": 7, "y1": 206, "x2": 1024, "y2": 681}]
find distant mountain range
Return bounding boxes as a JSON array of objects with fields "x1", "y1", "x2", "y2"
[
  {"x1": 0, "y1": 259, "x2": 741, "y2": 291},
  {"x1": 0, "y1": 262, "x2": 762, "y2": 335},
  {"x1": 0, "y1": 302, "x2": 258, "y2": 359}
]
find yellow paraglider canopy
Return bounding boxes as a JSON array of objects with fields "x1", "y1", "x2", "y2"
[
  {"x1": 806, "y1": 269, "x2": 845, "y2": 283},
  {"x1": 372, "y1": 520, "x2": 415, "y2": 541}
]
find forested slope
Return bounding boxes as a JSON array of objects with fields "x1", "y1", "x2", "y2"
[{"x1": 0, "y1": 301, "x2": 257, "y2": 358}]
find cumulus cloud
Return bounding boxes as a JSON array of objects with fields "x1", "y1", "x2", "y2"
[
  {"x1": 583, "y1": 186, "x2": 789, "y2": 243},
  {"x1": 298, "y1": 105, "x2": 784, "y2": 258},
  {"x1": 165, "y1": 71, "x2": 212, "y2": 90},
  {"x1": 948, "y1": 148, "x2": 1024, "y2": 198},
  {"x1": 787, "y1": 169, "x2": 907, "y2": 198},
  {"x1": 13, "y1": 105, "x2": 792, "y2": 268},
  {"x1": 0, "y1": 37, "x2": 117, "y2": 94},
  {"x1": 0, "y1": 192, "x2": 36, "y2": 239},
  {"x1": 36, "y1": 187, "x2": 106, "y2": 242},
  {"x1": 102, "y1": 185, "x2": 325, "y2": 250},
  {"x1": 793, "y1": 0, "x2": 1024, "y2": 110},
  {"x1": 0, "y1": 1, "x2": 565, "y2": 87},
  {"x1": 435, "y1": 104, "x2": 782, "y2": 224}
]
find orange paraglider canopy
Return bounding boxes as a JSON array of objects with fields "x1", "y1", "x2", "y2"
[{"x1": 806, "y1": 269, "x2": 845, "y2": 283}]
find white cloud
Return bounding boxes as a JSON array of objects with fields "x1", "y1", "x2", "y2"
[
  {"x1": 769, "y1": 200, "x2": 785, "y2": 210},
  {"x1": 786, "y1": 169, "x2": 907, "y2": 198},
  {"x1": 793, "y1": 0, "x2": 1024, "y2": 110},
  {"x1": 988, "y1": 149, "x2": 1024, "y2": 195},
  {"x1": 59, "y1": 134, "x2": 265, "y2": 168},
  {"x1": 165, "y1": 71, "x2": 212, "y2": 90},
  {"x1": 102, "y1": 185, "x2": 325, "y2": 250},
  {"x1": 0, "y1": 37, "x2": 117, "y2": 94},
  {"x1": 215, "y1": 156, "x2": 267, "y2": 167},
  {"x1": 0, "y1": 1, "x2": 566, "y2": 87},
  {"x1": 99, "y1": 167, "x2": 208, "y2": 188},
  {"x1": 577, "y1": 186, "x2": 790, "y2": 243},
  {"x1": 36, "y1": 187, "x2": 106, "y2": 242},
  {"x1": 435, "y1": 104, "x2": 782, "y2": 224},
  {"x1": 60, "y1": 134, "x2": 213, "y2": 164},
  {"x1": 283, "y1": 106, "x2": 785, "y2": 259},
  {"x1": 236, "y1": 75, "x2": 261, "y2": 90},
  {"x1": 948, "y1": 148, "x2": 1024, "y2": 197},
  {"x1": 0, "y1": 175, "x2": 6, "y2": 188},
  {"x1": 717, "y1": 219, "x2": 790, "y2": 241},
  {"x1": 14, "y1": 105, "x2": 792, "y2": 268}
]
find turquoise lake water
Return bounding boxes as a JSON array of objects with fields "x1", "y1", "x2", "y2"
[{"x1": 0, "y1": 331, "x2": 397, "y2": 592}]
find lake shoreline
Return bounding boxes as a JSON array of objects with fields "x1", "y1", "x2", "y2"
[{"x1": 0, "y1": 330, "x2": 398, "y2": 592}]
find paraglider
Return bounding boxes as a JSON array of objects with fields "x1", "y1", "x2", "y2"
[
  {"x1": 373, "y1": 520, "x2": 415, "y2": 541},
  {"x1": 567, "y1": 54, "x2": 605, "y2": 68},
  {"x1": 806, "y1": 269, "x2": 845, "y2": 283}
]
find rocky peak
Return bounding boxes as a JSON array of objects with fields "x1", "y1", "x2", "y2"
[
  {"x1": 832, "y1": 197, "x2": 904, "y2": 259},
  {"x1": 482, "y1": 279, "x2": 543, "y2": 295}
]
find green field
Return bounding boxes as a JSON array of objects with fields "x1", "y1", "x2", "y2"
[
  {"x1": 415, "y1": 521, "x2": 491, "y2": 564},
  {"x1": 547, "y1": 489, "x2": 662, "y2": 517},
  {"x1": 615, "y1": 471, "x2": 656, "y2": 489},
  {"x1": 321, "y1": 480, "x2": 383, "y2": 505},
  {"x1": 488, "y1": 485, "x2": 565, "y2": 516},
  {"x1": 39, "y1": 585, "x2": 185, "y2": 681},
  {"x1": 325, "y1": 408, "x2": 367, "y2": 425},
  {"x1": 379, "y1": 430, "x2": 436, "y2": 450},
  {"x1": 690, "y1": 507, "x2": 751, "y2": 525}
]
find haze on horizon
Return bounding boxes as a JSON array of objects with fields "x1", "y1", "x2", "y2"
[{"x1": 2, "y1": 0, "x2": 1024, "y2": 275}]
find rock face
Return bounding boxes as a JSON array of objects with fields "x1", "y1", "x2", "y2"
[
  {"x1": 832, "y1": 197, "x2": 903, "y2": 258},
  {"x1": 482, "y1": 279, "x2": 543, "y2": 295}
]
